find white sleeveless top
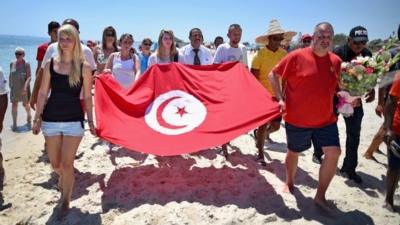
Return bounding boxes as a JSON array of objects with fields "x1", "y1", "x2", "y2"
[{"x1": 112, "y1": 53, "x2": 135, "y2": 89}]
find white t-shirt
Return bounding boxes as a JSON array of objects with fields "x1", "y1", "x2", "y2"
[
  {"x1": 112, "y1": 53, "x2": 136, "y2": 89},
  {"x1": 148, "y1": 53, "x2": 175, "y2": 67},
  {"x1": 179, "y1": 44, "x2": 213, "y2": 65},
  {"x1": 41, "y1": 42, "x2": 97, "y2": 71},
  {"x1": 213, "y1": 43, "x2": 248, "y2": 66},
  {"x1": 0, "y1": 67, "x2": 8, "y2": 95}
]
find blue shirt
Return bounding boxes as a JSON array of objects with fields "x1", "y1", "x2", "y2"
[{"x1": 139, "y1": 52, "x2": 150, "y2": 74}]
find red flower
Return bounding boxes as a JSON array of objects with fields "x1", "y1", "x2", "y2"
[{"x1": 365, "y1": 67, "x2": 374, "y2": 74}]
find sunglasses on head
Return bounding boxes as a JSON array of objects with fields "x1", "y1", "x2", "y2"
[{"x1": 353, "y1": 40, "x2": 367, "y2": 45}]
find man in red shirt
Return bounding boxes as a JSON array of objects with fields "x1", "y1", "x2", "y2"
[
  {"x1": 31, "y1": 21, "x2": 60, "y2": 109},
  {"x1": 383, "y1": 72, "x2": 400, "y2": 212},
  {"x1": 269, "y1": 22, "x2": 342, "y2": 212}
]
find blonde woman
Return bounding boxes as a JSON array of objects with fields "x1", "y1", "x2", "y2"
[
  {"x1": 32, "y1": 24, "x2": 96, "y2": 215},
  {"x1": 148, "y1": 29, "x2": 179, "y2": 67}
]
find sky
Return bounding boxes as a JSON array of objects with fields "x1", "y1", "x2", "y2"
[{"x1": 0, "y1": 0, "x2": 399, "y2": 43}]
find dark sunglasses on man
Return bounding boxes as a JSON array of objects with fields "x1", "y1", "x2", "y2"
[{"x1": 353, "y1": 40, "x2": 367, "y2": 46}]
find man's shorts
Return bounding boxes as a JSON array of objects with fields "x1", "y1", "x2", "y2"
[
  {"x1": 388, "y1": 136, "x2": 400, "y2": 171},
  {"x1": 285, "y1": 122, "x2": 340, "y2": 152},
  {"x1": 42, "y1": 121, "x2": 84, "y2": 137}
]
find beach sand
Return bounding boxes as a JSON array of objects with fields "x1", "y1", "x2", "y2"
[{"x1": 0, "y1": 60, "x2": 399, "y2": 224}]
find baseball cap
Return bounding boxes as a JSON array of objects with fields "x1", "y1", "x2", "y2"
[
  {"x1": 349, "y1": 26, "x2": 368, "y2": 42},
  {"x1": 301, "y1": 34, "x2": 312, "y2": 41}
]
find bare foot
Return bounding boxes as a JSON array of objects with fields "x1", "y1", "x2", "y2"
[
  {"x1": 363, "y1": 153, "x2": 373, "y2": 160},
  {"x1": 60, "y1": 199, "x2": 70, "y2": 216},
  {"x1": 383, "y1": 201, "x2": 395, "y2": 212},
  {"x1": 283, "y1": 183, "x2": 295, "y2": 194},
  {"x1": 314, "y1": 198, "x2": 336, "y2": 216}
]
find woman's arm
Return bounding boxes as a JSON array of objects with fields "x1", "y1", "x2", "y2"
[
  {"x1": 82, "y1": 62, "x2": 96, "y2": 135},
  {"x1": 103, "y1": 53, "x2": 115, "y2": 73},
  {"x1": 134, "y1": 54, "x2": 141, "y2": 81}
]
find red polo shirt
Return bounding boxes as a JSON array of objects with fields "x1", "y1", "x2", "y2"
[{"x1": 272, "y1": 47, "x2": 342, "y2": 128}]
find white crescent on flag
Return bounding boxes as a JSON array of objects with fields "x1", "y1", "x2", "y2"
[{"x1": 145, "y1": 90, "x2": 207, "y2": 135}]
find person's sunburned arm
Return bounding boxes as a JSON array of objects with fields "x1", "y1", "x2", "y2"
[
  {"x1": 35, "y1": 60, "x2": 42, "y2": 78},
  {"x1": 82, "y1": 63, "x2": 96, "y2": 135},
  {"x1": 34, "y1": 62, "x2": 52, "y2": 121},
  {"x1": 134, "y1": 55, "x2": 141, "y2": 81},
  {"x1": 30, "y1": 68, "x2": 43, "y2": 109},
  {"x1": 269, "y1": 70, "x2": 285, "y2": 110}
]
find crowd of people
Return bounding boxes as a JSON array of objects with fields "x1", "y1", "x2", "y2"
[{"x1": 0, "y1": 18, "x2": 399, "y2": 217}]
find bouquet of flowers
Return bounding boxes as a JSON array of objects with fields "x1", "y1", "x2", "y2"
[{"x1": 337, "y1": 38, "x2": 400, "y2": 117}]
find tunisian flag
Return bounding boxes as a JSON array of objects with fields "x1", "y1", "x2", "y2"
[{"x1": 95, "y1": 62, "x2": 280, "y2": 156}]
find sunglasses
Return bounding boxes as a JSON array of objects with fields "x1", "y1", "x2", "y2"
[
  {"x1": 302, "y1": 40, "x2": 311, "y2": 44},
  {"x1": 15, "y1": 52, "x2": 23, "y2": 56},
  {"x1": 105, "y1": 33, "x2": 115, "y2": 37},
  {"x1": 271, "y1": 36, "x2": 284, "y2": 42},
  {"x1": 353, "y1": 41, "x2": 367, "y2": 45},
  {"x1": 143, "y1": 43, "x2": 152, "y2": 46}
]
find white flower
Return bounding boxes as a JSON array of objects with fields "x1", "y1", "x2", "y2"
[
  {"x1": 368, "y1": 59, "x2": 377, "y2": 68},
  {"x1": 356, "y1": 56, "x2": 369, "y2": 64},
  {"x1": 341, "y1": 62, "x2": 349, "y2": 70},
  {"x1": 381, "y1": 51, "x2": 392, "y2": 62}
]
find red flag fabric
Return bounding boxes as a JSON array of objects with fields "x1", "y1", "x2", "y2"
[{"x1": 95, "y1": 62, "x2": 280, "y2": 156}]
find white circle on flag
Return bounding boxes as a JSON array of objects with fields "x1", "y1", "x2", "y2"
[{"x1": 145, "y1": 90, "x2": 207, "y2": 135}]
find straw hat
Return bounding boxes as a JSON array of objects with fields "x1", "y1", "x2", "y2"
[{"x1": 255, "y1": 19, "x2": 297, "y2": 45}]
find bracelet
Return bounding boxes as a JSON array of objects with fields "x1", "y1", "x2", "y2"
[{"x1": 88, "y1": 120, "x2": 94, "y2": 124}]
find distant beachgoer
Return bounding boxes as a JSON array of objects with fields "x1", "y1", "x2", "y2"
[
  {"x1": 0, "y1": 66, "x2": 8, "y2": 174},
  {"x1": 300, "y1": 34, "x2": 312, "y2": 48},
  {"x1": 138, "y1": 38, "x2": 153, "y2": 74},
  {"x1": 269, "y1": 22, "x2": 342, "y2": 213},
  {"x1": 86, "y1": 40, "x2": 98, "y2": 53},
  {"x1": 179, "y1": 28, "x2": 213, "y2": 65},
  {"x1": 30, "y1": 18, "x2": 97, "y2": 110},
  {"x1": 104, "y1": 33, "x2": 140, "y2": 89},
  {"x1": 9, "y1": 47, "x2": 31, "y2": 131},
  {"x1": 213, "y1": 24, "x2": 248, "y2": 156},
  {"x1": 252, "y1": 19, "x2": 296, "y2": 166},
  {"x1": 94, "y1": 26, "x2": 118, "y2": 74},
  {"x1": 148, "y1": 30, "x2": 180, "y2": 67},
  {"x1": 214, "y1": 36, "x2": 224, "y2": 49},
  {"x1": 32, "y1": 24, "x2": 96, "y2": 215}
]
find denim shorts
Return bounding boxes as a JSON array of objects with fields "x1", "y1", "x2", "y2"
[
  {"x1": 42, "y1": 121, "x2": 84, "y2": 137},
  {"x1": 285, "y1": 122, "x2": 340, "y2": 152}
]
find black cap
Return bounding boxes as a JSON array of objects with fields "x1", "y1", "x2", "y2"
[
  {"x1": 48, "y1": 21, "x2": 60, "y2": 33},
  {"x1": 62, "y1": 18, "x2": 79, "y2": 32},
  {"x1": 349, "y1": 26, "x2": 368, "y2": 42}
]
